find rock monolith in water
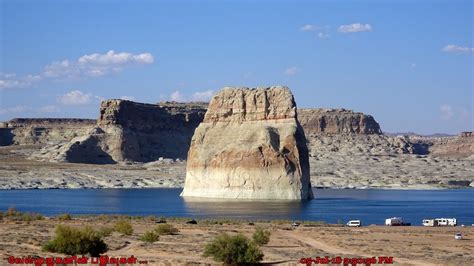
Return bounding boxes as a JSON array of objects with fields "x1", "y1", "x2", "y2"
[{"x1": 181, "y1": 86, "x2": 313, "y2": 200}]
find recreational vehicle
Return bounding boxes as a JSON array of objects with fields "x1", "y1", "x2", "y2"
[
  {"x1": 385, "y1": 217, "x2": 403, "y2": 226},
  {"x1": 435, "y1": 218, "x2": 457, "y2": 226},
  {"x1": 422, "y1": 219, "x2": 437, "y2": 227},
  {"x1": 422, "y1": 218, "x2": 457, "y2": 227}
]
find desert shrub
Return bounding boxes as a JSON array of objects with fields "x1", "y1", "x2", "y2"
[
  {"x1": 252, "y1": 227, "x2": 271, "y2": 246},
  {"x1": 6, "y1": 207, "x2": 17, "y2": 217},
  {"x1": 155, "y1": 224, "x2": 178, "y2": 235},
  {"x1": 3, "y1": 208, "x2": 44, "y2": 222},
  {"x1": 57, "y1": 213, "x2": 72, "y2": 221},
  {"x1": 139, "y1": 231, "x2": 160, "y2": 243},
  {"x1": 98, "y1": 226, "x2": 114, "y2": 237},
  {"x1": 42, "y1": 225, "x2": 107, "y2": 257},
  {"x1": 114, "y1": 220, "x2": 133, "y2": 235},
  {"x1": 203, "y1": 233, "x2": 263, "y2": 264}
]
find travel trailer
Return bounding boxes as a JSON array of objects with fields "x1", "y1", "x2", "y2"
[
  {"x1": 346, "y1": 220, "x2": 361, "y2": 227},
  {"x1": 423, "y1": 218, "x2": 457, "y2": 227},
  {"x1": 423, "y1": 219, "x2": 437, "y2": 227},
  {"x1": 435, "y1": 218, "x2": 457, "y2": 226},
  {"x1": 385, "y1": 217, "x2": 403, "y2": 226}
]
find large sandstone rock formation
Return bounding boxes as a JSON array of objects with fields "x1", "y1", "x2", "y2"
[
  {"x1": 298, "y1": 108, "x2": 382, "y2": 135},
  {"x1": 31, "y1": 100, "x2": 207, "y2": 163},
  {"x1": 181, "y1": 86, "x2": 313, "y2": 200}
]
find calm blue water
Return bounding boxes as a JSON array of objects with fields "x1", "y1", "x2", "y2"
[{"x1": 0, "y1": 189, "x2": 472, "y2": 225}]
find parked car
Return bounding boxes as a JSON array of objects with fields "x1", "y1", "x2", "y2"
[
  {"x1": 455, "y1": 233, "x2": 463, "y2": 240},
  {"x1": 346, "y1": 220, "x2": 361, "y2": 227}
]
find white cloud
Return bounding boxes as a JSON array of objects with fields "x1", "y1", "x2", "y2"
[
  {"x1": 0, "y1": 106, "x2": 32, "y2": 115},
  {"x1": 1, "y1": 50, "x2": 154, "y2": 89},
  {"x1": 0, "y1": 105, "x2": 61, "y2": 117},
  {"x1": 78, "y1": 50, "x2": 154, "y2": 65},
  {"x1": 170, "y1": 91, "x2": 186, "y2": 102},
  {"x1": 441, "y1": 44, "x2": 474, "y2": 54},
  {"x1": 191, "y1": 90, "x2": 214, "y2": 101},
  {"x1": 0, "y1": 73, "x2": 36, "y2": 90},
  {"x1": 284, "y1": 67, "x2": 298, "y2": 76},
  {"x1": 37, "y1": 105, "x2": 60, "y2": 113},
  {"x1": 300, "y1": 24, "x2": 316, "y2": 31},
  {"x1": 166, "y1": 90, "x2": 215, "y2": 102},
  {"x1": 120, "y1": 96, "x2": 136, "y2": 101},
  {"x1": 338, "y1": 23, "x2": 372, "y2": 33},
  {"x1": 317, "y1": 32, "x2": 329, "y2": 39},
  {"x1": 440, "y1": 104, "x2": 454, "y2": 120},
  {"x1": 59, "y1": 90, "x2": 93, "y2": 105}
]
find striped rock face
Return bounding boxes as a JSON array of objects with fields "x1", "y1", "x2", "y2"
[{"x1": 181, "y1": 86, "x2": 313, "y2": 200}]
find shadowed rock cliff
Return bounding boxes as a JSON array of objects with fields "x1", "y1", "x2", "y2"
[{"x1": 31, "y1": 100, "x2": 207, "y2": 163}]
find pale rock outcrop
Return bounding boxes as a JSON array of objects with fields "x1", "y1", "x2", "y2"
[
  {"x1": 298, "y1": 108, "x2": 382, "y2": 135},
  {"x1": 0, "y1": 118, "x2": 95, "y2": 146},
  {"x1": 181, "y1": 86, "x2": 313, "y2": 200}
]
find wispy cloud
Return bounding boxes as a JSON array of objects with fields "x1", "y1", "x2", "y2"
[
  {"x1": 284, "y1": 67, "x2": 299, "y2": 76},
  {"x1": 168, "y1": 90, "x2": 215, "y2": 102},
  {"x1": 440, "y1": 104, "x2": 454, "y2": 120},
  {"x1": 0, "y1": 105, "x2": 60, "y2": 117},
  {"x1": 317, "y1": 32, "x2": 330, "y2": 39},
  {"x1": 37, "y1": 105, "x2": 60, "y2": 113},
  {"x1": 441, "y1": 44, "x2": 473, "y2": 54},
  {"x1": 191, "y1": 90, "x2": 214, "y2": 101},
  {"x1": 0, "y1": 106, "x2": 33, "y2": 116},
  {"x1": 58, "y1": 90, "x2": 93, "y2": 106},
  {"x1": 300, "y1": 24, "x2": 317, "y2": 32},
  {"x1": 119, "y1": 96, "x2": 136, "y2": 101},
  {"x1": 338, "y1": 23, "x2": 372, "y2": 33},
  {"x1": 0, "y1": 50, "x2": 154, "y2": 90},
  {"x1": 170, "y1": 91, "x2": 186, "y2": 102}
]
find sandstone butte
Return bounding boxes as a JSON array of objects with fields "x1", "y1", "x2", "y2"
[{"x1": 181, "y1": 86, "x2": 314, "y2": 200}]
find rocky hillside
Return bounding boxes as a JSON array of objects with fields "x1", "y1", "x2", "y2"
[
  {"x1": 0, "y1": 118, "x2": 95, "y2": 146},
  {"x1": 408, "y1": 133, "x2": 474, "y2": 159}
]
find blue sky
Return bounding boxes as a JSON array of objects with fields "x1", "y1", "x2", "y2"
[{"x1": 0, "y1": 0, "x2": 472, "y2": 134}]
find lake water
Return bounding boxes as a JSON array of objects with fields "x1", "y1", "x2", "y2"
[{"x1": 0, "y1": 188, "x2": 473, "y2": 225}]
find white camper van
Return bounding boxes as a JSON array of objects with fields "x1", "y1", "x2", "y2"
[
  {"x1": 346, "y1": 220, "x2": 361, "y2": 227},
  {"x1": 385, "y1": 217, "x2": 403, "y2": 226}
]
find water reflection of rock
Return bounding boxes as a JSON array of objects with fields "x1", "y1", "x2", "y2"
[{"x1": 182, "y1": 198, "x2": 312, "y2": 220}]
